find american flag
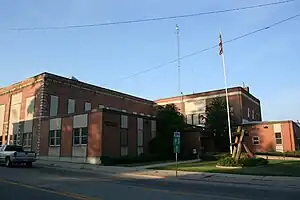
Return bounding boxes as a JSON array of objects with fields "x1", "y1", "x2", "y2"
[{"x1": 219, "y1": 33, "x2": 223, "y2": 55}]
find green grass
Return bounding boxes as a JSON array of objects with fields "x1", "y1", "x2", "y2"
[{"x1": 152, "y1": 160, "x2": 300, "y2": 177}]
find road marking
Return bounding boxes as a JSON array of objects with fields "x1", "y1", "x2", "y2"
[{"x1": 0, "y1": 179, "x2": 100, "y2": 200}]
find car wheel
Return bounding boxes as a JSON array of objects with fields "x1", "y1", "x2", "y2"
[
  {"x1": 26, "y1": 162, "x2": 32, "y2": 168},
  {"x1": 5, "y1": 157, "x2": 12, "y2": 168}
]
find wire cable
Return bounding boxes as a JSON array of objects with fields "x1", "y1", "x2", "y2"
[
  {"x1": 9, "y1": 0, "x2": 296, "y2": 31},
  {"x1": 102, "y1": 13, "x2": 300, "y2": 86}
]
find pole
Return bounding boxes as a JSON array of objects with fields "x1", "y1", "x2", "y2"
[
  {"x1": 176, "y1": 24, "x2": 181, "y2": 94},
  {"x1": 175, "y1": 152, "x2": 178, "y2": 177},
  {"x1": 221, "y1": 52, "x2": 233, "y2": 155}
]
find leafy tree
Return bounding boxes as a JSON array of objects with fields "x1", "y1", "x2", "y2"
[
  {"x1": 204, "y1": 97, "x2": 237, "y2": 152},
  {"x1": 149, "y1": 104, "x2": 185, "y2": 156}
]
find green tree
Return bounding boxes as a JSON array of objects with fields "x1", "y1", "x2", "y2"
[
  {"x1": 149, "y1": 104, "x2": 185, "y2": 156},
  {"x1": 204, "y1": 97, "x2": 237, "y2": 152}
]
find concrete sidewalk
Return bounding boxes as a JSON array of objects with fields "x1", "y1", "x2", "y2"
[{"x1": 35, "y1": 159, "x2": 300, "y2": 189}]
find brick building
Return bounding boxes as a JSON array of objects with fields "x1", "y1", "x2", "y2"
[
  {"x1": 155, "y1": 86, "x2": 262, "y2": 125},
  {"x1": 0, "y1": 72, "x2": 156, "y2": 164},
  {"x1": 244, "y1": 120, "x2": 300, "y2": 153}
]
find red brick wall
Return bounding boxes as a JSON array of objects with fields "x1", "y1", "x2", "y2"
[
  {"x1": 245, "y1": 121, "x2": 296, "y2": 153},
  {"x1": 88, "y1": 111, "x2": 103, "y2": 157},
  {"x1": 61, "y1": 117, "x2": 73, "y2": 157},
  {"x1": 102, "y1": 111, "x2": 120, "y2": 157},
  {"x1": 45, "y1": 77, "x2": 155, "y2": 117},
  {"x1": 39, "y1": 119, "x2": 49, "y2": 156}
]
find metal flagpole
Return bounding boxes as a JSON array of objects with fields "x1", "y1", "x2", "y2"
[
  {"x1": 176, "y1": 24, "x2": 181, "y2": 95},
  {"x1": 219, "y1": 32, "x2": 233, "y2": 155}
]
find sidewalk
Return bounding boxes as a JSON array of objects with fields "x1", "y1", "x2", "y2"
[{"x1": 35, "y1": 159, "x2": 300, "y2": 189}]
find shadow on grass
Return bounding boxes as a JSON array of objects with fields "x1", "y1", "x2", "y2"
[{"x1": 153, "y1": 160, "x2": 300, "y2": 177}]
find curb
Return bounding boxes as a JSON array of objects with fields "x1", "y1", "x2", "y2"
[
  {"x1": 215, "y1": 165, "x2": 242, "y2": 169},
  {"x1": 122, "y1": 173, "x2": 165, "y2": 179}
]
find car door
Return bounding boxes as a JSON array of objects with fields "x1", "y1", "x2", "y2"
[{"x1": 0, "y1": 145, "x2": 5, "y2": 163}]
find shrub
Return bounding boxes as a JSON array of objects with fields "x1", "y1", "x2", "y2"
[
  {"x1": 217, "y1": 157, "x2": 240, "y2": 167},
  {"x1": 239, "y1": 157, "x2": 268, "y2": 167}
]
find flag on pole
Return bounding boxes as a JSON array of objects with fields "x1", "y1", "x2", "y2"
[{"x1": 219, "y1": 33, "x2": 223, "y2": 55}]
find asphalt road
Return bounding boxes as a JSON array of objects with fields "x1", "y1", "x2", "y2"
[{"x1": 0, "y1": 164, "x2": 300, "y2": 200}]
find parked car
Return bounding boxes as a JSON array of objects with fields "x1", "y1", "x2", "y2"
[{"x1": 0, "y1": 145, "x2": 37, "y2": 167}]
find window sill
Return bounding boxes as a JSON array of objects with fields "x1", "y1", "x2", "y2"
[
  {"x1": 49, "y1": 145, "x2": 61, "y2": 147},
  {"x1": 72, "y1": 144, "x2": 87, "y2": 147}
]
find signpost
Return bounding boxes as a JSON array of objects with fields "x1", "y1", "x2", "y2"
[{"x1": 173, "y1": 131, "x2": 180, "y2": 177}]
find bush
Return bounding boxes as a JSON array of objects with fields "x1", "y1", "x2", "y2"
[
  {"x1": 199, "y1": 152, "x2": 229, "y2": 161},
  {"x1": 217, "y1": 157, "x2": 240, "y2": 167},
  {"x1": 239, "y1": 157, "x2": 268, "y2": 167},
  {"x1": 217, "y1": 157, "x2": 268, "y2": 167}
]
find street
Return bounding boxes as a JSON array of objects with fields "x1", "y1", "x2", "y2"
[{"x1": 0, "y1": 164, "x2": 300, "y2": 200}]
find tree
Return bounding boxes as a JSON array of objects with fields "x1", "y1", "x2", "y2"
[
  {"x1": 149, "y1": 104, "x2": 185, "y2": 156},
  {"x1": 204, "y1": 97, "x2": 237, "y2": 152}
]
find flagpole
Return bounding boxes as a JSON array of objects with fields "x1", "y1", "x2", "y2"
[
  {"x1": 176, "y1": 24, "x2": 181, "y2": 95},
  {"x1": 220, "y1": 32, "x2": 233, "y2": 155}
]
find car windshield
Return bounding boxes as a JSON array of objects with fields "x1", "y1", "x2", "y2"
[{"x1": 5, "y1": 145, "x2": 24, "y2": 152}]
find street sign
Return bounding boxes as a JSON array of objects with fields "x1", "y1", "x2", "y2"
[
  {"x1": 173, "y1": 131, "x2": 180, "y2": 153},
  {"x1": 173, "y1": 131, "x2": 181, "y2": 177}
]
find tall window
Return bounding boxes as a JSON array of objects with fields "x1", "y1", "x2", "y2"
[
  {"x1": 247, "y1": 108, "x2": 250, "y2": 118},
  {"x1": 120, "y1": 115, "x2": 128, "y2": 156},
  {"x1": 68, "y1": 99, "x2": 75, "y2": 114},
  {"x1": 50, "y1": 95, "x2": 58, "y2": 116},
  {"x1": 73, "y1": 127, "x2": 88, "y2": 145},
  {"x1": 137, "y1": 118, "x2": 144, "y2": 156},
  {"x1": 252, "y1": 136, "x2": 260, "y2": 145},
  {"x1": 151, "y1": 120, "x2": 156, "y2": 139},
  {"x1": 252, "y1": 109, "x2": 255, "y2": 120},
  {"x1": 23, "y1": 133, "x2": 32, "y2": 147},
  {"x1": 49, "y1": 130, "x2": 61, "y2": 146},
  {"x1": 275, "y1": 132, "x2": 282, "y2": 145},
  {"x1": 186, "y1": 114, "x2": 193, "y2": 125},
  {"x1": 0, "y1": 136, "x2": 2, "y2": 145}
]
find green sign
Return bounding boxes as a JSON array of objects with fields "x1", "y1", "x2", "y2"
[{"x1": 173, "y1": 131, "x2": 180, "y2": 153}]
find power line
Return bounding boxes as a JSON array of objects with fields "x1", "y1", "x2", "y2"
[
  {"x1": 9, "y1": 0, "x2": 295, "y2": 31},
  {"x1": 103, "y1": 13, "x2": 300, "y2": 86}
]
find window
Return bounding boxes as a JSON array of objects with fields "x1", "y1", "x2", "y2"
[
  {"x1": 121, "y1": 115, "x2": 128, "y2": 129},
  {"x1": 186, "y1": 114, "x2": 193, "y2": 125},
  {"x1": 84, "y1": 102, "x2": 91, "y2": 112},
  {"x1": 151, "y1": 120, "x2": 156, "y2": 138},
  {"x1": 50, "y1": 96, "x2": 58, "y2": 116},
  {"x1": 23, "y1": 133, "x2": 32, "y2": 147},
  {"x1": 247, "y1": 108, "x2": 250, "y2": 118},
  {"x1": 275, "y1": 132, "x2": 282, "y2": 145},
  {"x1": 137, "y1": 118, "x2": 143, "y2": 155},
  {"x1": 13, "y1": 134, "x2": 21, "y2": 145},
  {"x1": 252, "y1": 136, "x2": 260, "y2": 145},
  {"x1": 68, "y1": 99, "x2": 75, "y2": 114},
  {"x1": 252, "y1": 109, "x2": 255, "y2": 120},
  {"x1": 230, "y1": 107, "x2": 234, "y2": 112},
  {"x1": 0, "y1": 136, "x2": 2, "y2": 145},
  {"x1": 49, "y1": 130, "x2": 61, "y2": 146},
  {"x1": 120, "y1": 129, "x2": 128, "y2": 146},
  {"x1": 73, "y1": 127, "x2": 88, "y2": 145}
]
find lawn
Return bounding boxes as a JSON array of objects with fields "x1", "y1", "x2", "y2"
[{"x1": 152, "y1": 160, "x2": 300, "y2": 177}]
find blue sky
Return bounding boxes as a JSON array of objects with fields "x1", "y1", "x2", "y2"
[{"x1": 0, "y1": 0, "x2": 299, "y2": 121}]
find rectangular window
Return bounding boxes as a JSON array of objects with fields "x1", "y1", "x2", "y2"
[
  {"x1": 0, "y1": 136, "x2": 2, "y2": 145},
  {"x1": 49, "y1": 130, "x2": 61, "y2": 146},
  {"x1": 186, "y1": 114, "x2": 193, "y2": 125},
  {"x1": 252, "y1": 136, "x2": 260, "y2": 145},
  {"x1": 68, "y1": 99, "x2": 75, "y2": 114},
  {"x1": 72, "y1": 127, "x2": 88, "y2": 145},
  {"x1": 120, "y1": 129, "x2": 128, "y2": 146},
  {"x1": 121, "y1": 115, "x2": 128, "y2": 129},
  {"x1": 84, "y1": 102, "x2": 91, "y2": 112},
  {"x1": 121, "y1": 147, "x2": 128, "y2": 156},
  {"x1": 50, "y1": 96, "x2": 58, "y2": 116},
  {"x1": 275, "y1": 132, "x2": 282, "y2": 145},
  {"x1": 23, "y1": 133, "x2": 32, "y2": 147},
  {"x1": 247, "y1": 108, "x2": 250, "y2": 118},
  {"x1": 151, "y1": 120, "x2": 156, "y2": 138},
  {"x1": 137, "y1": 118, "x2": 143, "y2": 155},
  {"x1": 13, "y1": 134, "x2": 21, "y2": 145},
  {"x1": 252, "y1": 109, "x2": 255, "y2": 120}
]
